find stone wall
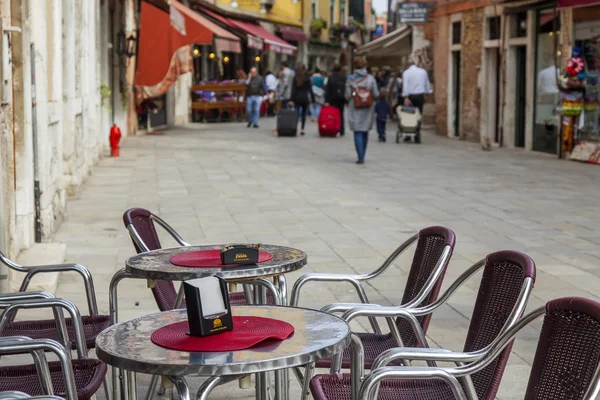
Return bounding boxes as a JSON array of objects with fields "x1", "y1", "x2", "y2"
[
  {"x1": 3, "y1": 0, "x2": 126, "y2": 261},
  {"x1": 460, "y1": 9, "x2": 484, "y2": 142},
  {"x1": 433, "y1": 14, "x2": 449, "y2": 136}
]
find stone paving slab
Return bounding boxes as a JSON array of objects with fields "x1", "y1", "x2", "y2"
[{"x1": 4, "y1": 118, "x2": 600, "y2": 399}]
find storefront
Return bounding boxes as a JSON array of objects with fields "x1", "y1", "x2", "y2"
[{"x1": 556, "y1": 1, "x2": 600, "y2": 163}]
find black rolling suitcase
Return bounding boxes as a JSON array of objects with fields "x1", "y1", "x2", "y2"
[{"x1": 277, "y1": 107, "x2": 298, "y2": 137}]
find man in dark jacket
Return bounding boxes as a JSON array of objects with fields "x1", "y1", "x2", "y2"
[
  {"x1": 324, "y1": 63, "x2": 347, "y2": 136},
  {"x1": 245, "y1": 67, "x2": 268, "y2": 128}
]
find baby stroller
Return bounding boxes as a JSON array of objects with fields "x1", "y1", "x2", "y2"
[{"x1": 396, "y1": 105, "x2": 422, "y2": 144}]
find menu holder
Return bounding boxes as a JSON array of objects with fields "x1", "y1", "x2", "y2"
[
  {"x1": 184, "y1": 276, "x2": 233, "y2": 337},
  {"x1": 220, "y1": 243, "x2": 261, "y2": 265}
]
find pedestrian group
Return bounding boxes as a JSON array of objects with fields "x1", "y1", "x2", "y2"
[{"x1": 243, "y1": 55, "x2": 432, "y2": 164}]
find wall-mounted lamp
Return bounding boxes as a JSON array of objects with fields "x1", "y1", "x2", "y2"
[
  {"x1": 255, "y1": 56, "x2": 261, "y2": 62},
  {"x1": 231, "y1": 0, "x2": 239, "y2": 7},
  {"x1": 223, "y1": 56, "x2": 230, "y2": 63},
  {"x1": 116, "y1": 30, "x2": 137, "y2": 58},
  {"x1": 209, "y1": 52, "x2": 216, "y2": 59},
  {"x1": 193, "y1": 48, "x2": 201, "y2": 57}
]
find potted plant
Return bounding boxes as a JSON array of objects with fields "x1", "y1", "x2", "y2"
[
  {"x1": 310, "y1": 18, "x2": 327, "y2": 38},
  {"x1": 330, "y1": 22, "x2": 342, "y2": 37},
  {"x1": 351, "y1": 19, "x2": 366, "y2": 32}
]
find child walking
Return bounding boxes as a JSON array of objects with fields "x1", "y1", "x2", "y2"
[{"x1": 375, "y1": 91, "x2": 391, "y2": 142}]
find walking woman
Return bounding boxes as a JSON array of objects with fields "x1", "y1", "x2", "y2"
[
  {"x1": 346, "y1": 56, "x2": 379, "y2": 164},
  {"x1": 290, "y1": 64, "x2": 315, "y2": 136},
  {"x1": 325, "y1": 63, "x2": 347, "y2": 136}
]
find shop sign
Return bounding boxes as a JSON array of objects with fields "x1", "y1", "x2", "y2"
[
  {"x1": 267, "y1": 44, "x2": 296, "y2": 56},
  {"x1": 247, "y1": 35, "x2": 264, "y2": 51},
  {"x1": 398, "y1": 3, "x2": 429, "y2": 23}
]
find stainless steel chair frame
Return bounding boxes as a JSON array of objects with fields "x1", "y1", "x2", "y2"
[
  {"x1": 0, "y1": 391, "x2": 65, "y2": 399},
  {"x1": 0, "y1": 337, "x2": 78, "y2": 400},
  {"x1": 291, "y1": 241, "x2": 453, "y2": 400},
  {"x1": 0, "y1": 298, "x2": 107, "y2": 400},
  {"x1": 358, "y1": 305, "x2": 600, "y2": 400},
  {"x1": 0, "y1": 252, "x2": 99, "y2": 317},
  {"x1": 290, "y1": 233, "x2": 420, "y2": 334},
  {"x1": 319, "y1": 258, "x2": 534, "y2": 400}
]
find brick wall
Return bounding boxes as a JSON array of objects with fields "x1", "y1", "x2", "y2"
[{"x1": 433, "y1": 14, "x2": 449, "y2": 136}]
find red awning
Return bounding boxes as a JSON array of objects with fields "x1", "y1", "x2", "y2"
[
  {"x1": 229, "y1": 20, "x2": 297, "y2": 55},
  {"x1": 558, "y1": 0, "x2": 600, "y2": 7},
  {"x1": 170, "y1": 1, "x2": 241, "y2": 54},
  {"x1": 279, "y1": 27, "x2": 308, "y2": 42},
  {"x1": 136, "y1": 1, "x2": 240, "y2": 86}
]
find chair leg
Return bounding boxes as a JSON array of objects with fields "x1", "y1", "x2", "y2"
[
  {"x1": 103, "y1": 374, "x2": 112, "y2": 400},
  {"x1": 145, "y1": 375, "x2": 160, "y2": 400},
  {"x1": 300, "y1": 363, "x2": 315, "y2": 400}
]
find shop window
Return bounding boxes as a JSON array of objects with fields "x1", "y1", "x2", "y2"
[
  {"x1": 452, "y1": 22, "x2": 461, "y2": 45},
  {"x1": 312, "y1": 0, "x2": 317, "y2": 19},
  {"x1": 533, "y1": 10, "x2": 560, "y2": 154},
  {"x1": 487, "y1": 16, "x2": 501, "y2": 40},
  {"x1": 340, "y1": 1, "x2": 346, "y2": 25},
  {"x1": 511, "y1": 12, "x2": 528, "y2": 38}
]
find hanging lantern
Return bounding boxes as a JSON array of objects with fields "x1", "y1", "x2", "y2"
[
  {"x1": 209, "y1": 52, "x2": 216, "y2": 59},
  {"x1": 223, "y1": 56, "x2": 230, "y2": 63},
  {"x1": 255, "y1": 56, "x2": 261, "y2": 62}
]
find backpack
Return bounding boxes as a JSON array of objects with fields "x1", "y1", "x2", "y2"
[
  {"x1": 328, "y1": 78, "x2": 346, "y2": 103},
  {"x1": 351, "y1": 77, "x2": 373, "y2": 108}
]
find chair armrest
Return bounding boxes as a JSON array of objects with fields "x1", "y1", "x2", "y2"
[
  {"x1": 341, "y1": 305, "x2": 430, "y2": 348},
  {"x1": 0, "y1": 291, "x2": 55, "y2": 302},
  {"x1": 18, "y1": 263, "x2": 98, "y2": 315},
  {"x1": 372, "y1": 348, "x2": 479, "y2": 370},
  {"x1": 0, "y1": 298, "x2": 87, "y2": 358},
  {"x1": 359, "y1": 366, "x2": 467, "y2": 400},
  {"x1": 321, "y1": 302, "x2": 382, "y2": 314},
  {"x1": 290, "y1": 273, "x2": 364, "y2": 307},
  {"x1": 0, "y1": 338, "x2": 77, "y2": 400}
]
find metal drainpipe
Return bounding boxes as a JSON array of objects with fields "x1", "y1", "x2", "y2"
[{"x1": 30, "y1": 43, "x2": 41, "y2": 243}]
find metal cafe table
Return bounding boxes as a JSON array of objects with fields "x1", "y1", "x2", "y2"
[
  {"x1": 96, "y1": 306, "x2": 351, "y2": 400},
  {"x1": 108, "y1": 244, "x2": 308, "y2": 399}
]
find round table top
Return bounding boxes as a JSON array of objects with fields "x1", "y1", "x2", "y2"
[
  {"x1": 125, "y1": 244, "x2": 307, "y2": 281},
  {"x1": 96, "y1": 306, "x2": 350, "y2": 376}
]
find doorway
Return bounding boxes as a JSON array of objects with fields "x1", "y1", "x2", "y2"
[
  {"x1": 451, "y1": 50, "x2": 461, "y2": 137},
  {"x1": 485, "y1": 47, "x2": 501, "y2": 144},
  {"x1": 514, "y1": 45, "x2": 527, "y2": 148}
]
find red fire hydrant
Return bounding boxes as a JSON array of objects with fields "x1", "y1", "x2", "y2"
[{"x1": 109, "y1": 124, "x2": 122, "y2": 157}]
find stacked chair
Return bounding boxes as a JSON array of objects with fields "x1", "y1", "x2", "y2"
[
  {"x1": 310, "y1": 250, "x2": 536, "y2": 400},
  {"x1": 290, "y1": 226, "x2": 457, "y2": 397},
  {"x1": 0, "y1": 254, "x2": 108, "y2": 399}
]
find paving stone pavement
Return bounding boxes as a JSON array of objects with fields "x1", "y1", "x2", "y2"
[{"x1": 7, "y1": 117, "x2": 600, "y2": 399}]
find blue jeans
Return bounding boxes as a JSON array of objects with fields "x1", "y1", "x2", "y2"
[
  {"x1": 311, "y1": 103, "x2": 321, "y2": 119},
  {"x1": 376, "y1": 120, "x2": 386, "y2": 139},
  {"x1": 246, "y1": 95, "x2": 261, "y2": 126},
  {"x1": 354, "y1": 131, "x2": 369, "y2": 161}
]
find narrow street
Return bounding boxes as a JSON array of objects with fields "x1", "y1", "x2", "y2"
[{"x1": 55, "y1": 119, "x2": 600, "y2": 399}]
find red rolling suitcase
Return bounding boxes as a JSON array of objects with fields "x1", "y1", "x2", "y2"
[{"x1": 318, "y1": 105, "x2": 341, "y2": 137}]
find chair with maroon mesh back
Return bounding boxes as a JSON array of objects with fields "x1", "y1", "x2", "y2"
[
  {"x1": 310, "y1": 250, "x2": 537, "y2": 400},
  {"x1": 289, "y1": 226, "x2": 456, "y2": 396},
  {"x1": 0, "y1": 299, "x2": 107, "y2": 400},
  {"x1": 122, "y1": 207, "x2": 272, "y2": 310},
  {"x1": 0, "y1": 253, "x2": 109, "y2": 351},
  {"x1": 355, "y1": 296, "x2": 600, "y2": 400}
]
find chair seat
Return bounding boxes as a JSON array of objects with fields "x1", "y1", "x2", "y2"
[
  {"x1": 315, "y1": 332, "x2": 400, "y2": 369},
  {"x1": 2, "y1": 315, "x2": 111, "y2": 350},
  {"x1": 310, "y1": 373, "x2": 456, "y2": 400},
  {"x1": 0, "y1": 359, "x2": 107, "y2": 400}
]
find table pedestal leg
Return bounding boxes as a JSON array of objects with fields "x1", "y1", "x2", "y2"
[
  {"x1": 254, "y1": 286, "x2": 269, "y2": 400},
  {"x1": 196, "y1": 376, "x2": 241, "y2": 400},
  {"x1": 167, "y1": 376, "x2": 191, "y2": 400}
]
